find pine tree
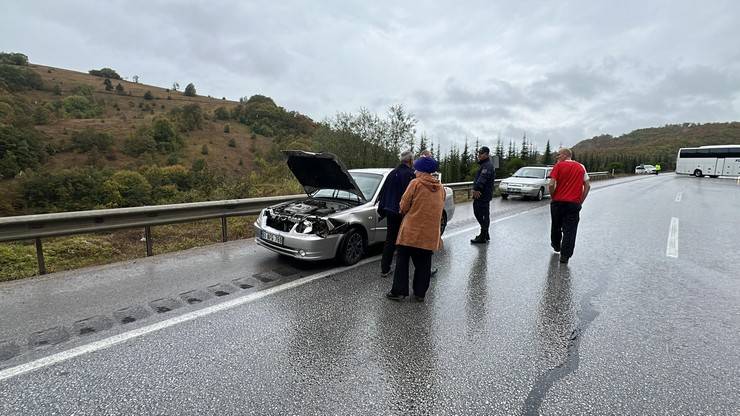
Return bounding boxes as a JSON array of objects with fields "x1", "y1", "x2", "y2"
[
  {"x1": 520, "y1": 133, "x2": 529, "y2": 161},
  {"x1": 542, "y1": 140, "x2": 553, "y2": 165},
  {"x1": 508, "y1": 141, "x2": 516, "y2": 159}
]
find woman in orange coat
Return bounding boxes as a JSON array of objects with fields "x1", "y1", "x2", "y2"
[{"x1": 386, "y1": 156, "x2": 445, "y2": 302}]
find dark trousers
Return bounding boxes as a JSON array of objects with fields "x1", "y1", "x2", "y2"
[
  {"x1": 380, "y1": 212, "x2": 402, "y2": 274},
  {"x1": 473, "y1": 199, "x2": 491, "y2": 236},
  {"x1": 391, "y1": 245, "x2": 433, "y2": 297},
  {"x1": 550, "y1": 201, "x2": 582, "y2": 258}
]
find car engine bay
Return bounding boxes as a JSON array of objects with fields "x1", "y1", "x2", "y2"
[{"x1": 263, "y1": 199, "x2": 351, "y2": 236}]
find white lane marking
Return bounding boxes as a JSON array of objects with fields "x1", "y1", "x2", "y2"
[
  {"x1": 666, "y1": 217, "x2": 679, "y2": 258},
  {"x1": 0, "y1": 256, "x2": 381, "y2": 382},
  {"x1": 675, "y1": 192, "x2": 683, "y2": 202}
]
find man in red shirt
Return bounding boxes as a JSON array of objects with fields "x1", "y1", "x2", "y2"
[{"x1": 548, "y1": 147, "x2": 591, "y2": 264}]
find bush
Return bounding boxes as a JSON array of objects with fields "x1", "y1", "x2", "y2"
[
  {"x1": 101, "y1": 171, "x2": 151, "y2": 207},
  {"x1": 0, "y1": 125, "x2": 46, "y2": 179},
  {"x1": 52, "y1": 84, "x2": 62, "y2": 95},
  {"x1": 103, "y1": 78, "x2": 113, "y2": 91},
  {"x1": 201, "y1": 144, "x2": 209, "y2": 155},
  {"x1": 228, "y1": 138, "x2": 236, "y2": 147},
  {"x1": 0, "y1": 52, "x2": 29, "y2": 66},
  {"x1": 144, "y1": 90, "x2": 154, "y2": 100},
  {"x1": 62, "y1": 95, "x2": 102, "y2": 118},
  {"x1": 72, "y1": 85, "x2": 95, "y2": 96},
  {"x1": 224, "y1": 123, "x2": 231, "y2": 133},
  {"x1": 150, "y1": 117, "x2": 181, "y2": 152},
  {"x1": 115, "y1": 83, "x2": 124, "y2": 95},
  {"x1": 214, "y1": 106, "x2": 230, "y2": 120},
  {"x1": 33, "y1": 106, "x2": 51, "y2": 125},
  {"x1": 123, "y1": 129, "x2": 157, "y2": 157},
  {"x1": 20, "y1": 168, "x2": 111, "y2": 212},
  {"x1": 170, "y1": 104, "x2": 203, "y2": 132},
  {"x1": 184, "y1": 83, "x2": 196, "y2": 97},
  {"x1": 88, "y1": 67, "x2": 121, "y2": 80},
  {"x1": 0, "y1": 64, "x2": 43, "y2": 91},
  {"x1": 70, "y1": 128, "x2": 114, "y2": 152}
]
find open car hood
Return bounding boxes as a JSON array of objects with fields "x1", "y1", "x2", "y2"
[{"x1": 283, "y1": 150, "x2": 366, "y2": 201}]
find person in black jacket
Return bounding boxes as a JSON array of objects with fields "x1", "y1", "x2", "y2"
[
  {"x1": 377, "y1": 150, "x2": 416, "y2": 276},
  {"x1": 471, "y1": 146, "x2": 495, "y2": 244}
]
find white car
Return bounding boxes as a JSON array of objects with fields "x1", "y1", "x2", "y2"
[
  {"x1": 254, "y1": 151, "x2": 456, "y2": 265},
  {"x1": 635, "y1": 164, "x2": 656, "y2": 174},
  {"x1": 499, "y1": 166, "x2": 553, "y2": 201}
]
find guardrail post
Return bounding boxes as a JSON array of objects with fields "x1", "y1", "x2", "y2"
[
  {"x1": 144, "y1": 226, "x2": 153, "y2": 256},
  {"x1": 35, "y1": 238, "x2": 47, "y2": 275},
  {"x1": 221, "y1": 217, "x2": 228, "y2": 242}
]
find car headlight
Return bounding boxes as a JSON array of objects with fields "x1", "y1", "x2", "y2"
[
  {"x1": 500, "y1": 183, "x2": 508, "y2": 189},
  {"x1": 295, "y1": 220, "x2": 313, "y2": 234}
]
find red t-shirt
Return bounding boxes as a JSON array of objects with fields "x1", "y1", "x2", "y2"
[{"x1": 551, "y1": 160, "x2": 589, "y2": 203}]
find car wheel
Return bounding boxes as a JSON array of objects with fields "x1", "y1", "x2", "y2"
[
  {"x1": 693, "y1": 169, "x2": 703, "y2": 177},
  {"x1": 501, "y1": 194, "x2": 509, "y2": 200},
  {"x1": 440, "y1": 211, "x2": 448, "y2": 235},
  {"x1": 337, "y1": 228, "x2": 365, "y2": 265},
  {"x1": 536, "y1": 188, "x2": 543, "y2": 201}
]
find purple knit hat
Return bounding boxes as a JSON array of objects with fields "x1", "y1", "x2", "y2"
[{"x1": 413, "y1": 156, "x2": 438, "y2": 173}]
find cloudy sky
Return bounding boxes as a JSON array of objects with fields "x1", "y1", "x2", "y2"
[{"x1": 3, "y1": 0, "x2": 740, "y2": 153}]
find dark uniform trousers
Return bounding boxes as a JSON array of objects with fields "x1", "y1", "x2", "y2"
[
  {"x1": 473, "y1": 199, "x2": 491, "y2": 236},
  {"x1": 550, "y1": 201, "x2": 582, "y2": 258},
  {"x1": 380, "y1": 212, "x2": 403, "y2": 274},
  {"x1": 391, "y1": 245, "x2": 433, "y2": 297}
]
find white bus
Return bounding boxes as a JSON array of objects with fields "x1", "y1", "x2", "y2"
[{"x1": 675, "y1": 145, "x2": 740, "y2": 177}]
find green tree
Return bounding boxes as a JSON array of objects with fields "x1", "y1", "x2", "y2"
[
  {"x1": 0, "y1": 64, "x2": 43, "y2": 91},
  {"x1": 88, "y1": 68, "x2": 121, "y2": 79},
  {"x1": 0, "y1": 52, "x2": 29, "y2": 65},
  {"x1": 62, "y1": 95, "x2": 101, "y2": 118},
  {"x1": 103, "y1": 78, "x2": 113, "y2": 91},
  {"x1": 70, "y1": 128, "x2": 114, "y2": 152},
  {"x1": 542, "y1": 140, "x2": 553, "y2": 165},
  {"x1": 115, "y1": 83, "x2": 124, "y2": 94},
  {"x1": 143, "y1": 90, "x2": 154, "y2": 100},
  {"x1": 214, "y1": 106, "x2": 230, "y2": 120},
  {"x1": 170, "y1": 104, "x2": 203, "y2": 132},
  {"x1": 201, "y1": 144, "x2": 209, "y2": 155},
  {"x1": 184, "y1": 83, "x2": 196, "y2": 97},
  {"x1": 224, "y1": 123, "x2": 231, "y2": 133},
  {"x1": 228, "y1": 137, "x2": 236, "y2": 147},
  {"x1": 102, "y1": 171, "x2": 152, "y2": 207}
]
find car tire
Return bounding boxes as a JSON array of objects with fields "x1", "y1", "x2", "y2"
[
  {"x1": 501, "y1": 194, "x2": 509, "y2": 200},
  {"x1": 440, "y1": 211, "x2": 448, "y2": 235},
  {"x1": 694, "y1": 169, "x2": 703, "y2": 177},
  {"x1": 536, "y1": 188, "x2": 543, "y2": 201},
  {"x1": 337, "y1": 228, "x2": 366, "y2": 266}
]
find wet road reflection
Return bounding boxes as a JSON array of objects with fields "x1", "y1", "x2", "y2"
[
  {"x1": 374, "y1": 296, "x2": 439, "y2": 415},
  {"x1": 465, "y1": 245, "x2": 489, "y2": 338}
]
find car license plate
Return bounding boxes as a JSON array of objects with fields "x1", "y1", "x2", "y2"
[{"x1": 261, "y1": 230, "x2": 283, "y2": 245}]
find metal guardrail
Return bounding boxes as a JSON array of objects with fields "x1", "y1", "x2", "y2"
[{"x1": 0, "y1": 171, "x2": 610, "y2": 275}]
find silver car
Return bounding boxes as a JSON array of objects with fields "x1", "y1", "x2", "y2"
[
  {"x1": 254, "y1": 150, "x2": 456, "y2": 265},
  {"x1": 499, "y1": 166, "x2": 553, "y2": 201}
]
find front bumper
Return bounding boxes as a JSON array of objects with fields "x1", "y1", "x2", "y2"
[
  {"x1": 254, "y1": 222, "x2": 343, "y2": 261},
  {"x1": 500, "y1": 185, "x2": 541, "y2": 196}
]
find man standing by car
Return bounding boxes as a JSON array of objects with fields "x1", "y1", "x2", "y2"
[
  {"x1": 548, "y1": 148, "x2": 590, "y2": 264},
  {"x1": 377, "y1": 150, "x2": 416, "y2": 276},
  {"x1": 471, "y1": 146, "x2": 495, "y2": 244}
]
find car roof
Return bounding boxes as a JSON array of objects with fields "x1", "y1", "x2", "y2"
[{"x1": 519, "y1": 166, "x2": 550, "y2": 169}]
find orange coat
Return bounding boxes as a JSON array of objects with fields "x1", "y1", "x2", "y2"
[{"x1": 396, "y1": 172, "x2": 445, "y2": 251}]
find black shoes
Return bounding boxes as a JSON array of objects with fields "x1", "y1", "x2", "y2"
[
  {"x1": 412, "y1": 296, "x2": 425, "y2": 303},
  {"x1": 470, "y1": 234, "x2": 488, "y2": 244},
  {"x1": 385, "y1": 291, "x2": 406, "y2": 301},
  {"x1": 551, "y1": 244, "x2": 561, "y2": 253}
]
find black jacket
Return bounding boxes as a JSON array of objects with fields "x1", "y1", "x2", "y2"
[
  {"x1": 473, "y1": 157, "x2": 495, "y2": 201},
  {"x1": 377, "y1": 163, "x2": 415, "y2": 217}
]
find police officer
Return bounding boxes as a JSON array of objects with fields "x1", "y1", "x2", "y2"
[{"x1": 471, "y1": 146, "x2": 495, "y2": 244}]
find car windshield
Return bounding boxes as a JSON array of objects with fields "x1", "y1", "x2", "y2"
[
  {"x1": 311, "y1": 172, "x2": 383, "y2": 202},
  {"x1": 512, "y1": 168, "x2": 546, "y2": 179}
]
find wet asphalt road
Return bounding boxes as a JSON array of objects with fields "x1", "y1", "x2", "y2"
[{"x1": 0, "y1": 174, "x2": 738, "y2": 415}]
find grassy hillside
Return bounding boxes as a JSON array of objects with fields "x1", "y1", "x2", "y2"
[{"x1": 572, "y1": 122, "x2": 740, "y2": 172}]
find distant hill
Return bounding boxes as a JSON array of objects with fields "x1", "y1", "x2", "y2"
[
  {"x1": 0, "y1": 53, "x2": 397, "y2": 216},
  {"x1": 572, "y1": 122, "x2": 740, "y2": 172}
]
